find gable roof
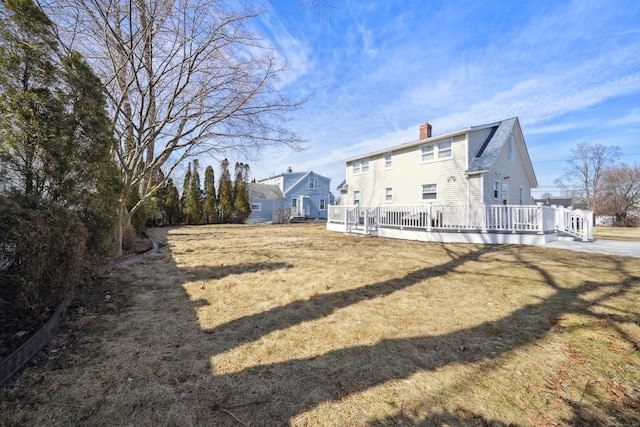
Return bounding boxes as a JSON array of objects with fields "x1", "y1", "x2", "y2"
[{"x1": 247, "y1": 183, "x2": 285, "y2": 200}]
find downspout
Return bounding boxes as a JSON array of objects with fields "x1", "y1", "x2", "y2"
[{"x1": 466, "y1": 174, "x2": 471, "y2": 228}]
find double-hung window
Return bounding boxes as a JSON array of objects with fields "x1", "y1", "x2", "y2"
[
  {"x1": 352, "y1": 159, "x2": 369, "y2": 174},
  {"x1": 493, "y1": 181, "x2": 500, "y2": 199},
  {"x1": 438, "y1": 139, "x2": 452, "y2": 159},
  {"x1": 384, "y1": 187, "x2": 393, "y2": 202},
  {"x1": 353, "y1": 190, "x2": 360, "y2": 205},
  {"x1": 420, "y1": 144, "x2": 435, "y2": 162},
  {"x1": 420, "y1": 138, "x2": 452, "y2": 162},
  {"x1": 384, "y1": 153, "x2": 392, "y2": 169},
  {"x1": 319, "y1": 198, "x2": 326, "y2": 210},
  {"x1": 421, "y1": 184, "x2": 437, "y2": 200},
  {"x1": 308, "y1": 176, "x2": 315, "y2": 189}
]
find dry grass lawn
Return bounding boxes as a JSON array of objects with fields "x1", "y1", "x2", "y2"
[
  {"x1": 594, "y1": 226, "x2": 640, "y2": 242},
  {"x1": 1, "y1": 223, "x2": 639, "y2": 426}
]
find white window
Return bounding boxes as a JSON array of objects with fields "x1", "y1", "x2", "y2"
[
  {"x1": 420, "y1": 138, "x2": 453, "y2": 162},
  {"x1": 319, "y1": 198, "x2": 325, "y2": 210},
  {"x1": 353, "y1": 190, "x2": 360, "y2": 205},
  {"x1": 308, "y1": 176, "x2": 315, "y2": 189},
  {"x1": 420, "y1": 144, "x2": 434, "y2": 162},
  {"x1": 438, "y1": 139, "x2": 452, "y2": 159},
  {"x1": 502, "y1": 183, "x2": 509, "y2": 204},
  {"x1": 421, "y1": 184, "x2": 437, "y2": 200},
  {"x1": 384, "y1": 187, "x2": 393, "y2": 202},
  {"x1": 384, "y1": 153, "x2": 392, "y2": 169},
  {"x1": 291, "y1": 198, "x2": 297, "y2": 208},
  {"x1": 250, "y1": 203, "x2": 261, "y2": 211},
  {"x1": 519, "y1": 187, "x2": 524, "y2": 205},
  {"x1": 352, "y1": 159, "x2": 369, "y2": 174},
  {"x1": 508, "y1": 136, "x2": 514, "y2": 161},
  {"x1": 493, "y1": 181, "x2": 500, "y2": 199}
]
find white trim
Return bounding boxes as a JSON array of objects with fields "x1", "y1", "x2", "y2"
[
  {"x1": 384, "y1": 187, "x2": 393, "y2": 203},
  {"x1": 383, "y1": 153, "x2": 392, "y2": 169},
  {"x1": 419, "y1": 138, "x2": 453, "y2": 163},
  {"x1": 421, "y1": 183, "x2": 437, "y2": 201}
]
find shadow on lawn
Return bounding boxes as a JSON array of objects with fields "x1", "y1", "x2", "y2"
[{"x1": 152, "y1": 228, "x2": 639, "y2": 426}]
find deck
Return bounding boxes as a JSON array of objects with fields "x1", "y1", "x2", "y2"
[{"x1": 327, "y1": 204, "x2": 593, "y2": 245}]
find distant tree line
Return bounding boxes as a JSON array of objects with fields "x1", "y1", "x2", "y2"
[{"x1": 134, "y1": 159, "x2": 252, "y2": 228}]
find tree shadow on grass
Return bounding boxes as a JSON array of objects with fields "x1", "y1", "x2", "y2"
[
  {"x1": 34, "y1": 227, "x2": 635, "y2": 427},
  {"x1": 187, "y1": 246, "x2": 639, "y2": 426}
]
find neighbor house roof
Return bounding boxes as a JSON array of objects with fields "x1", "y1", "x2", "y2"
[{"x1": 247, "y1": 183, "x2": 285, "y2": 200}]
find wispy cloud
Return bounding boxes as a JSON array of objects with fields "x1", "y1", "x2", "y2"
[{"x1": 247, "y1": 0, "x2": 640, "y2": 193}]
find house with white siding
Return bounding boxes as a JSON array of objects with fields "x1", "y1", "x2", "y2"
[
  {"x1": 342, "y1": 117, "x2": 536, "y2": 208},
  {"x1": 328, "y1": 117, "x2": 594, "y2": 244}
]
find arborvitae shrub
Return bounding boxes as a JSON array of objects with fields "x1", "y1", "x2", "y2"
[{"x1": 0, "y1": 194, "x2": 86, "y2": 319}]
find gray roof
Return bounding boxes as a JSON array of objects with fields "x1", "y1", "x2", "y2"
[
  {"x1": 247, "y1": 183, "x2": 285, "y2": 200},
  {"x1": 466, "y1": 117, "x2": 517, "y2": 173}
]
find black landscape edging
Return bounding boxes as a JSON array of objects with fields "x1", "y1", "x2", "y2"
[{"x1": 0, "y1": 234, "x2": 159, "y2": 387}]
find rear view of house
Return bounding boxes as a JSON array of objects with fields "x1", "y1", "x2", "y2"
[
  {"x1": 341, "y1": 117, "x2": 537, "y2": 208},
  {"x1": 330, "y1": 117, "x2": 593, "y2": 244}
]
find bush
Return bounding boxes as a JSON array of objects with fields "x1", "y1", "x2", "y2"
[{"x1": 0, "y1": 194, "x2": 86, "y2": 319}]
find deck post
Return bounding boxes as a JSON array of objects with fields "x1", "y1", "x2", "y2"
[
  {"x1": 364, "y1": 208, "x2": 369, "y2": 234},
  {"x1": 426, "y1": 204, "x2": 432, "y2": 232},
  {"x1": 480, "y1": 204, "x2": 487, "y2": 233},
  {"x1": 536, "y1": 202, "x2": 544, "y2": 234}
]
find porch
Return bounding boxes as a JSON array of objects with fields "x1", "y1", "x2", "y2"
[{"x1": 327, "y1": 204, "x2": 593, "y2": 245}]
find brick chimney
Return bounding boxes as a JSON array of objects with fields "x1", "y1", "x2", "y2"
[
  {"x1": 419, "y1": 122, "x2": 432, "y2": 139},
  {"x1": 287, "y1": 166, "x2": 293, "y2": 173}
]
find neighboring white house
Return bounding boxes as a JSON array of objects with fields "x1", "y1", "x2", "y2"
[
  {"x1": 329, "y1": 117, "x2": 594, "y2": 244},
  {"x1": 341, "y1": 117, "x2": 537, "y2": 208}
]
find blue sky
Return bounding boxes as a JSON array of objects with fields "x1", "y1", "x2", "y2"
[{"x1": 249, "y1": 0, "x2": 640, "y2": 197}]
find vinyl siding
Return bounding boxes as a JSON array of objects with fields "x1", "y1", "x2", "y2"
[
  {"x1": 346, "y1": 134, "x2": 470, "y2": 206},
  {"x1": 483, "y1": 131, "x2": 532, "y2": 205},
  {"x1": 284, "y1": 172, "x2": 332, "y2": 218},
  {"x1": 247, "y1": 199, "x2": 285, "y2": 223}
]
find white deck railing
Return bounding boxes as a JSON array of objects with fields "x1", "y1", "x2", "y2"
[{"x1": 328, "y1": 203, "x2": 593, "y2": 241}]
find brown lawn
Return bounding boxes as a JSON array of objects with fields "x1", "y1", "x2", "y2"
[
  {"x1": 1, "y1": 223, "x2": 639, "y2": 426},
  {"x1": 594, "y1": 226, "x2": 640, "y2": 242}
]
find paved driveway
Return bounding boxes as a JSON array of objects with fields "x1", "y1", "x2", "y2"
[{"x1": 539, "y1": 239, "x2": 640, "y2": 258}]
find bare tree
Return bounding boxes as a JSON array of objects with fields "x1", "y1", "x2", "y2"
[
  {"x1": 554, "y1": 142, "x2": 620, "y2": 214},
  {"x1": 41, "y1": 0, "x2": 305, "y2": 251},
  {"x1": 599, "y1": 163, "x2": 640, "y2": 226}
]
